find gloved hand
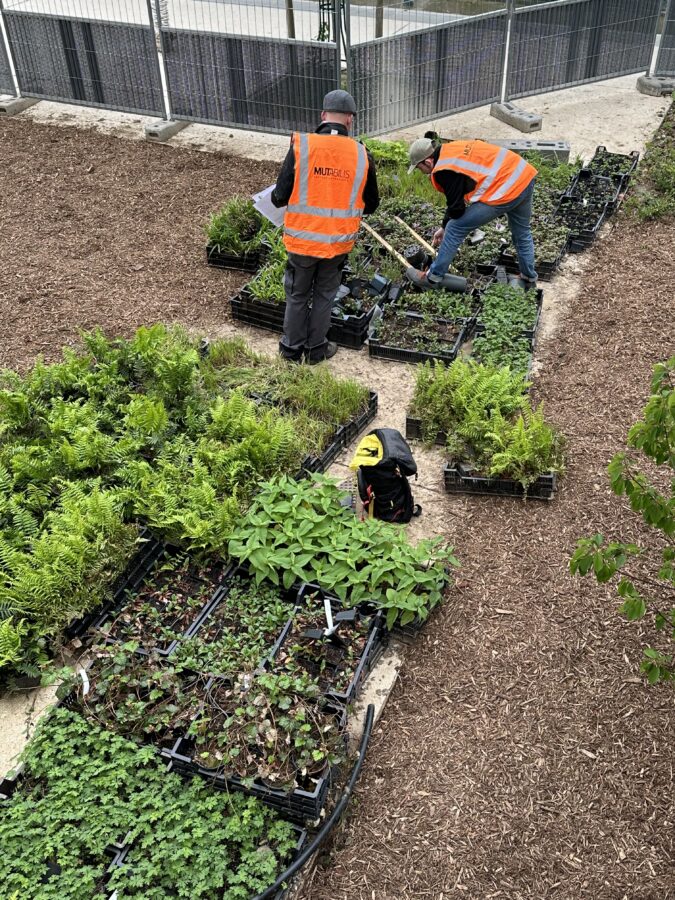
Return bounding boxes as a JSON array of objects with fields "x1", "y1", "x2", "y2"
[{"x1": 432, "y1": 227, "x2": 445, "y2": 248}]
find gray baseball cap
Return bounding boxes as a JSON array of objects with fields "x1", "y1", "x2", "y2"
[
  {"x1": 408, "y1": 137, "x2": 435, "y2": 173},
  {"x1": 322, "y1": 89, "x2": 357, "y2": 115}
]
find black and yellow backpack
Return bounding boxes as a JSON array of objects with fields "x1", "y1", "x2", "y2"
[{"x1": 349, "y1": 428, "x2": 421, "y2": 523}]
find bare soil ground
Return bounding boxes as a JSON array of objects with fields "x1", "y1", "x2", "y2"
[{"x1": 0, "y1": 116, "x2": 673, "y2": 899}]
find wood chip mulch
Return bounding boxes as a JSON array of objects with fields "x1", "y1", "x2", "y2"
[
  {"x1": 0, "y1": 117, "x2": 277, "y2": 371},
  {"x1": 0, "y1": 116, "x2": 673, "y2": 900}
]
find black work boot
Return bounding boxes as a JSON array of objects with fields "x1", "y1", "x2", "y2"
[{"x1": 305, "y1": 341, "x2": 338, "y2": 365}]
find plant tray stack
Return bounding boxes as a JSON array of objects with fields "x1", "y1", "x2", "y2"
[
  {"x1": 443, "y1": 461, "x2": 557, "y2": 500},
  {"x1": 230, "y1": 289, "x2": 381, "y2": 350},
  {"x1": 497, "y1": 245, "x2": 566, "y2": 282},
  {"x1": 206, "y1": 245, "x2": 265, "y2": 273},
  {"x1": 587, "y1": 146, "x2": 639, "y2": 210}
]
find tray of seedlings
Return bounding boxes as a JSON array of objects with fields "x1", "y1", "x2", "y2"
[
  {"x1": 587, "y1": 146, "x2": 639, "y2": 196},
  {"x1": 109, "y1": 809, "x2": 308, "y2": 900},
  {"x1": 369, "y1": 304, "x2": 470, "y2": 365},
  {"x1": 405, "y1": 357, "x2": 563, "y2": 501},
  {"x1": 92, "y1": 546, "x2": 230, "y2": 657},
  {"x1": 165, "y1": 669, "x2": 347, "y2": 823},
  {"x1": 497, "y1": 227, "x2": 569, "y2": 281},
  {"x1": 205, "y1": 197, "x2": 271, "y2": 272},
  {"x1": 0, "y1": 767, "x2": 129, "y2": 896},
  {"x1": 274, "y1": 583, "x2": 385, "y2": 707},
  {"x1": 473, "y1": 283, "x2": 543, "y2": 343},
  {"x1": 64, "y1": 526, "x2": 162, "y2": 642}
]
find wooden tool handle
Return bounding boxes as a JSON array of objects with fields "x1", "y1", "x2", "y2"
[
  {"x1": 360, "y1": 220, "x2": 409, "y2": 269},
  {"x1": 393, "y1": 215, "x2": 436, "y2": 256}
]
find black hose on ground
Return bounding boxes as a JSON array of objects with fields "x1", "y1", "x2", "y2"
[{"x1": 250, "y1": 703, "x2": 376, "y2": 900}]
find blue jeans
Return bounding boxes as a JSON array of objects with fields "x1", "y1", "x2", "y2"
[{"x1": 429, "y1": 178, "x2": 537, "y2": 282}]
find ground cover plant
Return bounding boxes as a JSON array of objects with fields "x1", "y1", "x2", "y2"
[
  {"x1": 570, "y1": 356, "x2": 674, "y2": 683},
  {"x1": 0, "y1": 707, "x2": 297, "y2": 900},
  {"x1": 409, "y1": 358, "x2": 564, "y2": 491},
  {"x1": 100, "y1": 553, "x2": 225, "y2": 652},
  {"x1": 469, "y1": 282, "x2": 539, "y2": 375},
  {"x1": 398, "y1": 288, "x2": 475, "y2": 320},
  {"x1": 274, "y1": 588, "x2": 375, "y2": 698},
  {"x1": 0, "y1": 326, "x2": 372, "y2": 680},
  {"x1": 205, "y1": 195, "x2": 270, "y2": 258},
  {"x1": 187, "y1": 667, "x2": 345, "y2": 788},
  {"x1": 373, "y1": 308, "x2": 464, "y2": 357},
  {"x1": 627, "y1": 100, "x2": 675, "y2": 219},
  {"x1": 174, "y1": 575, "x2": 296, "y2": 677},
  {"x1": 227, "y1": 474, "x2": 457, "y2": 629}
]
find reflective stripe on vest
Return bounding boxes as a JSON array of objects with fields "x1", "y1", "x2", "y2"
[
  {"x1": 431, "y1": 141, "x2": 536, "y2": 206},
  {"x1": 283, "y1": 133, "x2": 367, "y2": 258}
]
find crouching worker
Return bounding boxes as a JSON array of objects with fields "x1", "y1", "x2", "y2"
[
  {"x1": 271, "y1": 90, "x2": 379, "y2": 364},
  {"x1": 405, "y1": 137, "x2": 538, "y2": 291}
]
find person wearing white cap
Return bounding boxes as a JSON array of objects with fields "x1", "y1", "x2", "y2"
[
  {"x1": 406, "y1": 136, "x2": 538, "y2": 291},
  {"x1": 271, "y1": 91, "x2": 379, "y2": 363}
]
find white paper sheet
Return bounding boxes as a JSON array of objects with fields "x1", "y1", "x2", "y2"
[{"x1": 252, "y1": 183, "x2": 286, "y2": 228}]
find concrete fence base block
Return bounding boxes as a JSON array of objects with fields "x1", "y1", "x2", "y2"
[
  {"x1": 636, "y1": 74, "x2": 675, "y2": 97},
  {"x1": 490, "y1": 138, "x2": 570, "y2": 161},
  {"x1": 490, "y1": 101, "x2": 543, "y2": 133},
  {"x1": 0, "y1": 97, "x2": 39, "y2": 117},
  {"x1": 144, "y1": 119, "x2": 189, "y2": 142}
]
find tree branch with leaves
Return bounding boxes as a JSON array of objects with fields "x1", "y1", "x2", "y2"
[{"x1": 570, "y1": 356, "x2": 674, "y2": 684}]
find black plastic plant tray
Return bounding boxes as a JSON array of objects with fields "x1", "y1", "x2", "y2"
[
  {"x1": 474, "y1": 288, "x2": 543, "y2": 342},
  {"x1": 498, "y1": 249, "x2": 565, "y2": 282},
  {"x1": 589, "y1": 146, "x2": 639, "y2": 182},
  {"x1": 231, "y1": 289, "x2": 375, "y2": 349},
  {"x1": 443, "y1": 461, "x2": 557, "y2": 500},
  {"x1": 164, "y1": 735, "x2": 337, "y2": 823},
  {"x1": 341, "y1": 390, "x2": 378, "y2": 446},
  {"x1": 112, "y1": 773, "x2": 308, "y2": 900},
  {"x1": 206, "y1": 244, "x2": 264, "y2": 273},
  {"x1": 554, "y1": 197, "x2": 607, "y2": 252},
  {"x1": 284, "y1": 583, "x2": 385, "y2": 706},
  {"x1": 368, "y1": 318, "x2": 468, "y2": 366},
  {"x1": 64, "y1": 529, "x2": 164, "y2": 643},
  {"x1": 231, "y1": 291, "x2": 285, "y2": 334},
  {"x1": 405, "y1": 415, "x2": 446, "y2": 446},
  {"x1": 92, "y1": 545, "x2": 230, "y2": 657}
]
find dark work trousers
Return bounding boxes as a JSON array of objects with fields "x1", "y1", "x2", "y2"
[{"x1": 279, "y1": 252, "x2": 346, "y2": 362}]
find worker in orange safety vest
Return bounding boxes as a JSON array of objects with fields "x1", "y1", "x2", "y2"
[
  {"x1": 405, "y1": 136, "x2": 538, "y2": 291},
  {"x1": 271, "y1": 90, "x2": 379, "y2": 363}
]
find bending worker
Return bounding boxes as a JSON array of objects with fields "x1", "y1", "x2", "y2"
[
  {"x1": 405, "y1": 136, "x2": 538, "y2": 291},
  {"x1": 272, "y1": 90, "x2": 379, "y2": 364}
]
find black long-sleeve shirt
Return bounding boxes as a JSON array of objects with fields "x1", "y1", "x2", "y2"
[
  {"x1": 271, "y1": 122, "x2": 379, "y2": 215},
  {"x1": 430, "y1": 146, "x2": 476, "y2": 226}
]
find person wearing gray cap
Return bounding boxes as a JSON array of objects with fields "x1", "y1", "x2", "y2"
[
  {"x1": 271, "y1": 91, "x2": 379, "y2": 364},
  {"x1": 406, "y1": 135, "x2": 538, "y2": 291}
]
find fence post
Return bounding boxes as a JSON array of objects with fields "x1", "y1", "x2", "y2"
[
  {"x1": 143, "y1": 0, "x2": 188, "y2": 139},
  {"x1": 499, "y1": 0, "x2": 515, "y2": 104},
  {"x1": 650, "y1": 0, "x2": 671, "y2": 76},
  {"x1": 0, "y1": 0, "x2": 21, "y2": 99},
  {"x1": 341, "y1": 0, "x2": 351, "y2": 92}
]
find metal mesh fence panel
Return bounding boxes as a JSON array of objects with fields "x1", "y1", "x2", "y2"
[
  {"x1": 655, "y1": 0, "x2": 675, "y2": 74},
  {"x1": 3, "y1": 1, "x2": 164, "y2": 115},
  {"x1": 350, "y1": 11, "x2": 507, "y2": 134},
  {"x1": 0, "y1": 20, "x2": 13, "y2": 94},
  {"x1": 162, "y1": 30, "x2": 337, "y2": 132},
  {"x1": 155, "y1": 0, "x2": 339, "y2": 134},
  {"x1": 506, "y1": 0, "x2": 662, "y2": 98}
]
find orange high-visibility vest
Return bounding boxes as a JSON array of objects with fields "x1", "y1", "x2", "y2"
[
  {"x1": 431, "y1": 140, "x2": 537, "y2": 206},
  {"x1": 283, "y1": 133, "x2": 368, "y2": 258}
]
